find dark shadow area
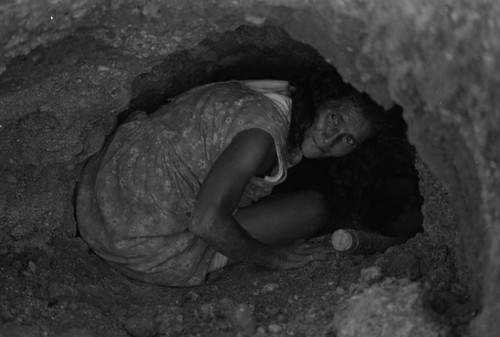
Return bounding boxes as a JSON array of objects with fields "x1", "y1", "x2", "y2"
[{"x1": 275, "y1": 105, "x2": 423, "y2": 240}]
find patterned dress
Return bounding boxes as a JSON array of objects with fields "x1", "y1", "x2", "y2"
[{"x1": 76, "y1": 80, "x2": 302, "y2": 286}]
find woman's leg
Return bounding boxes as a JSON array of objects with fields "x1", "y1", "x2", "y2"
[{"x1": 234, "y1": 190, "x2": 330, "y2": 245}]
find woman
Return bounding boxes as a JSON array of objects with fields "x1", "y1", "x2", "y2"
[{"x1": 76, "y1": 79, "x2": 381, "y2": 287}]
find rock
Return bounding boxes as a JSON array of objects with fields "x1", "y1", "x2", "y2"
[
  {"x1": 184, "y1": 290, "x2": 200, "y2": 301},
  {"x1": 124, "y1": 309, "x2": 159, "y2": 337},
  {"x1": 359, "y1": 265, "x2": 383, "y2": 284},
  {"x1": 388, "y1": 251, "x2": 422, "y2": 280},
  {"x1": 26, "y1": 260, "x2": 36, "y2": 273},
  {"x1": 333, "y1": 279, "x2": 449, "y2": 337},
  {"x1": 157, "y1": 306, "x2": 184, "y2": 337},
  {"x1": 219, "y1": 297, "x2": 234, "y2": 308},
  {"x1": 261, "y1": 283, "x2": 279, "y2": 293},
  {"x1": 226, "y1": 303, "x2": 256, "y2": 336},
  {"x1": 44, "y1": 281, "x2": 78, "y2": 302},
  {"x1": 198, "y1": 303, "x2": 215, "y2": 320},
  {"x1": 268, "y1": 324, "x2": 283, "y2": 334},
  {"x1": 10, "y1": 223, "x2": 35, "y2": 241},
  {"x1": 256, "y1": 326, "x2": 266, "y2": 334}
]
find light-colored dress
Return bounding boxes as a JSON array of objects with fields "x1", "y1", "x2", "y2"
[{"x1": 76, "y1": 80, "x2": 301, "y2": 286}]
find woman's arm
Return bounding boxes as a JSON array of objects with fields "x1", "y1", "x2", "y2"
[
  {"x1": 189, "y1": 128, "x2": 278, "y2": 265},
  {"x1": 190, "y1": 128, "x2": 333, "y2": 268}
]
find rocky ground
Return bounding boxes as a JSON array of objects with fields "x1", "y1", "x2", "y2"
[{"x1": 0, "y1": 231, "x2": 477, "y2": 337}]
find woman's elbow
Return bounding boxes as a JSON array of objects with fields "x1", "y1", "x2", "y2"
[{"x1": 188, "y1": 211, "x2": 215, "y2": 238}]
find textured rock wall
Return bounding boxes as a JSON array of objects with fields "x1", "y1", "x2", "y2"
[
  {"x1": 257, "y1": 2, "x2": 499, "y2": 335},
  {"x1": 1, "y1": 1, "x2": 499, "y2": 336},
  {"x1": 0, "y1": 0, "x2": 108, "y2": 75}
]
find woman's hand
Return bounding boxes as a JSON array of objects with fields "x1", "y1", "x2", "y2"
[{"x1": 260, "y1": 242, "x2": 337, "y2": 270}]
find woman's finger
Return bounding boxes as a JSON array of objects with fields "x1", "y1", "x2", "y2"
[
  {"x1": 310, "y1": 246, "x2": 338, "y2": 255},
  {"x1": 284, "y1": 251, "x2": 310, "y2": 262},
  {"x1": 294, "y1": 244, "x2": 336, "y2": 256},
  {"x1": 278, "y1": 250, "x2": 327, "y2": 269},
  {"x1": 279, "y1": 255, "x2": 313, "y2": 270},
  {"x1": 310, "y1": 251, "x2": 327, "y2": 261}
]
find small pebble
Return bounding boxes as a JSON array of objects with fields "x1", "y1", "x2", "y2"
[
  {"x1": 157, "y1": 307, "x2": 182, "y2": 336},
  {"x1": 268, "y1": 324, "x2": 282, "y2": 333},
  {"x1": 185, "y1": 290, "x2": 200, "y2": 301},
  {"x1": 124, "y1": 309, "x2": 159, "y2": 337},
  {"x1": 199, "y1": 303, "x2": 215, "y2": 320},
  {"x1": 268, "y1": 307, "x2": 280, "y2": 317},
  {"x1": 227, "y1": 303, "x2": 255, "y2": 335},
  {"x1": 276, "y1": 314, "x2": 286, "y2": 322},
  {"x1": 10, "y1": 223, "x2": 34, "y2": 241},
  {"x1": 245, "y1": 14, "x2": 266, "y2": 26},
  {"x1": 256, "y1": 326, "x2": 266, "y2": 334},
  {"x1": 389, "y1": 252, "x2": 421, "y2": 280},
  {"x1": 27, "y1": 261, "x2": 37, "y2": 274},
  {"x1": 261, "y1": 283, "x2": 278, "y2": 293},
  {"x1": 359, "y1": 266, "x2": 383, "y2": 283},
  {"x1": 219, "y1": 297, "x2": 234, "y2": 308}
]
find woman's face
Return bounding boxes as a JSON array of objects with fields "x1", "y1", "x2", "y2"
[{"x1": 301, "y1": 100, "x2": 374, "y2": 159}]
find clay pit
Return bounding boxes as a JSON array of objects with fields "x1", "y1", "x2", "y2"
[{"x1": 0, "y1": 1, "x2": 499, "y2": 337}]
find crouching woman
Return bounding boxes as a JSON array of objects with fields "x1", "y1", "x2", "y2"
[{"x1": 76, "y1": 79, "x2": 381, "y2": 287}]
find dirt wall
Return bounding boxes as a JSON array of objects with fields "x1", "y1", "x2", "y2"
[{"x1": 1, "y1": 1, "x2": 499, "y2": 336}]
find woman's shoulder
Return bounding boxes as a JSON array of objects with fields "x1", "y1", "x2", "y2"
[{"x1": 238, "y1": 80, "x2": 291, "y2": 96}]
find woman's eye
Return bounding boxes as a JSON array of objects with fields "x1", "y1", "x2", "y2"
[
  {"x1": 343, "y1": 135, "x2": 355, "y2": 146},
  {"x1": 329, "y1": 113, "x2": 338, "y2": 124}
]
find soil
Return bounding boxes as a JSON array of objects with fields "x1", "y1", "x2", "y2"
[{"x1": 0, "y1": 232, "x2": 476, "y2": 337}]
